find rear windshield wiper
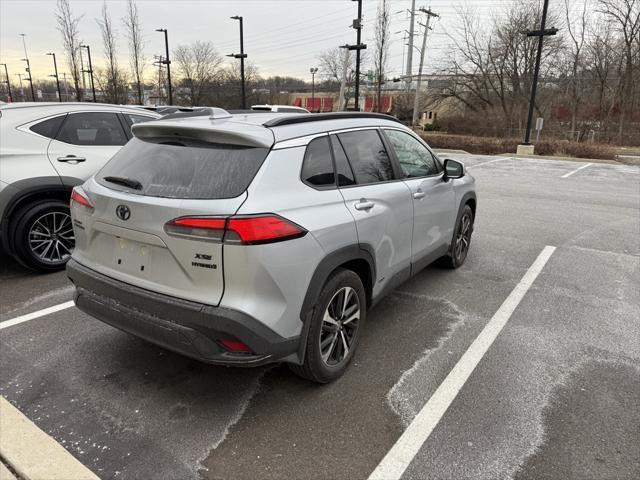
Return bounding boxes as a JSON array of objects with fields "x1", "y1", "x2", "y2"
[{"x1": 103, "y1": 176, "x2": 143, "y2": 190}]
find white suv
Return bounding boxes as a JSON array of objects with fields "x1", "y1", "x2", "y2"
[
  {"x1": 0, "y1": 103, "x2": 159, "y2": 270},
  {"x1": 66, "y1": 109, "x2": 476, "y2": 382}
]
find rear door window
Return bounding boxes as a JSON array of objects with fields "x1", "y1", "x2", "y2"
[
  {"x1": 56, "y1": 112, "x2": 128, "y2": 146},
  {"x1": 97, "y1": 137, "x2": 270, "y2": 199},
  {"x1": 30, "y1": 115, "x2": 66, "y2": 139},
  {"x1": 329, "y1": 135, "x2": 355, "y2": 187},
  {"x1": 336, "y1": 129, "x2": 395, "y2": 184},
  {"x1": 301, "y1": 136, "x2": 335, "y2": 188}
]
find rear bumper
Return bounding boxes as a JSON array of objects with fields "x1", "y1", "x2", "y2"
[{"x1": 66, "y1": 258, "x2": 299, "y2": 366}]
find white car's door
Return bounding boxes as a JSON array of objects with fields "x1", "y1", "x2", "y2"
[{"x1": 47, "y1": 111, "x2": 129, "y2": 181}]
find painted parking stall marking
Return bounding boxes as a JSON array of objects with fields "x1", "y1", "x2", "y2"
[
  {"x1": 561, "y1": 162, "x2": 592, "y2": 178},
  {"x1": 467, "y1": 158, "x2": 509, "y2": 169},
  {"x1": 368, "y1": 246, "x2": 556, "y2": 480},
  {"x1": 0, "y1": 301, "x2": 75, "y2": 330}
]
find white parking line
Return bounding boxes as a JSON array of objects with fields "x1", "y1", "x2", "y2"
[
  {"x1": 368, "y1": 246, "x2": 556, "y2": 480},
  {"x1": 561, "y1": 162, "x2": 592, "y2": 178},
  {"x1": 0, "y1": 301, "x2": 75, "y2": 331},
  {"x1": 467, "y1": 158, "x2": 508, "y2": 168}
]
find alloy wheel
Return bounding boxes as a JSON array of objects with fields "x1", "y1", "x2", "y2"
[
  {"x1": 28, "y1": 211, "x2": 75, "y2": 265},
  {"x1": 454, "y1": 212, "x2": 472, "y2": 262},
  {"x1": 319, "y1": 286, "x2": 360, "y2": 366}
]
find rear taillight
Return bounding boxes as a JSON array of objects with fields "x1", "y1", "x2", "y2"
[
  {"x1": 164, "y1": 214, "x2": 306, "y2": 245},
  {"x1": 70, "y1": 187, "x2": 94, "y2": 212}
]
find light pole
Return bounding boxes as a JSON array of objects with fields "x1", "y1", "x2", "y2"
[
  {"x1": 155, "y1": 29, "x2": 172, "y2": 105},
  {"x1": 0, "y1": 64, "x2": 11, "y2": 102},
  {"x1": 19, "y1": 34, "x2": 36, "y2": 101},
  {"x1": 228, "y1": 16, "x2": 247, "y2": 109},
  {"x1": 80, "y1": 45, "x2": 97, "y2": 102},
  {"x1": 310, "y1": 67, "x2": 318, "y2": 112},
  {"x1": 46, "y1": 53, "x2": 62, "y2": 102}
]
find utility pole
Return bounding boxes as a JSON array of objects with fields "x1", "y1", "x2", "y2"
[
  {"x1": 61, "y1": 72, "x2": 69, "y2": 101},
  {"x1": 341, "y1": 1, "x2": 366, "y2": 111},
  {"x1": 152, "y1": 55, "x2": 166, "y2": 104},
  {"x1": 310, "y1": 67, "x2": 318, "y2": 112},
  {"x1": 81, "y1": 45, "x2": 97, "y2": 102},
  {"x1": 79, "y1": 46, "x2": 86, "y2": 91},
  {"x1": 46, "y1": 53, "x2": 62, "y2": 102},
  {"x1": 155, "y1": 29, "x2": 173, "y2": 105},
  {"x1": 521, "y1": 0, "x2": 557, "y2": 147},
  {"x1": 406, "y1": 0, "x2": 416, "y2": 90},
  {"x1": 16, "y1": 74, "x2": 25, "y2": 101},
  {"x1": 412, "y1": 7, "x2": 439, "y2": 126},
  {"x1": 0, "y1": 64, "x2": 11, "y2": 102},
  {"x1": 228, "y1": 16, "x2": 247, "y2": 109},
  {"x1": 19, "y1": 34, "x2": 36, "y2": 101},
  {"x1": 338, "y1": 49, "x2": 350, "y2": 111}
]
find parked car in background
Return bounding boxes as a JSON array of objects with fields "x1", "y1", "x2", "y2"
[
  {"x1": 0, "y1": 102, "x2": 160, "y2": 271},
  {"x1": 66, "y1": 109, "x2": 476, "y2": 382},
  {"x1": 251, "y1": 104, "x2": 310, "y2": 113}
]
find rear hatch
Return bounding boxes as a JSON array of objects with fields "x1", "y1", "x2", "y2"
[{"x1": 71, "y1": 118, "x2": 273, "y2": 306}]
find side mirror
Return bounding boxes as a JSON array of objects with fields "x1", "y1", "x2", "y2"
[{"x1": 444, "y1": 159, "x2": 465, "y2": 180}]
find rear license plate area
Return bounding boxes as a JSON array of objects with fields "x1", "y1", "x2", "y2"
[{"x1": 113, "y1": 237, "x2": 152, "y2": 277}]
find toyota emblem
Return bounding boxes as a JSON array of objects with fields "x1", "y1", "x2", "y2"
[{"x1": 116, "y1": 204, "x2": 131, "y2": 221}]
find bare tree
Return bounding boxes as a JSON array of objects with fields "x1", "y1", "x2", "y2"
[
  {"x1": 564, "y1": 0, "x2": 589, "y2": 136},
  {"x1": 97, "y1": 1, "x2": 127, "y2": 103},
  {"x1": 597, "y1": 0, "x2": 640, "y2": 139},
  {"x1": 374, "y1": 0, "x2": 391, "y2": 112},
  {"x1": 173, "y1": 41, "x2": 224, "y2": 106},
  {"x1": 55, "y1": 0, "x2": 84, "y2": 101},
  {"x1": 437, "y1": 1, "x2": 563, "y2": 129},
  {"x1": 123, "y1": 0, "x2": 145, "y2": 105},
  {"x1": 318, "y1": 47, "x2": 367, "y2": 109}
]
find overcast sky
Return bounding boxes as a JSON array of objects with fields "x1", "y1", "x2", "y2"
[{"x1": 1, "y1": 0, "x2": 522, "y2": 84}]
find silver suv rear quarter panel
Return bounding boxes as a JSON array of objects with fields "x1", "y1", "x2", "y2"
[{"x1": 223, "y1": 146, "x2": 358, "y2": 339}]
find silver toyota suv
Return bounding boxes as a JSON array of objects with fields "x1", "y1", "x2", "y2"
[{"x1": 66, "y1": 109, "x2": 476, "y2": 383}]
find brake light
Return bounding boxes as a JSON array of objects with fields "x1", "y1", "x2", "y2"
[
  {"x1": 70, "y1": 187, "x2": 94, "y2": 212},
  {"x1": 226, "y1": 216, "x2": 306, "y2": 244},
  {"x1": 164, "y1": 214, "x2": 306, "y2": 245}
]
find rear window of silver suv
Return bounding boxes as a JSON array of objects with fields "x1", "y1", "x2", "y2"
[{"x1": 96, "y1": 137, "x2": 269, "y2": 199}]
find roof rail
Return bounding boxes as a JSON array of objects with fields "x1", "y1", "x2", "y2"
[
  {"x1": 160, "y1": 107, "x2": 232, "y2": 121},
  {"x1": 262, "y1": 111, "x2": 402, "y2": 128}
]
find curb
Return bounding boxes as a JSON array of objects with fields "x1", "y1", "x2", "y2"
[{"x1": 0, "y1": 397, "x2": 100, "y2": 480}]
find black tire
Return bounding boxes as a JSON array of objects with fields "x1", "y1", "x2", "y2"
[
  {"x1": 443, "y1": 204, "x2": 474, "y2": 269},
  {"x1": 290, "y1": 268, "x2": 366, "y2": 383},
  {"x1": 12, "y1": 200, "x2": 74, "y2": 272}
]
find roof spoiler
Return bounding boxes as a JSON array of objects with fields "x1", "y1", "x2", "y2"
[
  {"x1": 160, "y1": 107, "x2": 232, "y2": 121},
  {"x1": 131, "y1": 117, "x2": 274, "y2": 148}
]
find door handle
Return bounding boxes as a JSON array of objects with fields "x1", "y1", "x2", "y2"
[
  {"x1": 57, "y1": 155, "x2": 86, "y2": 163},
  {"x1": 354, "y1": 200, "x2": 375, "y2": 211},
  {"x1": 413, "y1": 190, "x2": 426, "y2": 200}
]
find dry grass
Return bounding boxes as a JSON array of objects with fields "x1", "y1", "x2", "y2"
[{"x1": 419, "y1": 133, "x2": 617, "y2": 160}]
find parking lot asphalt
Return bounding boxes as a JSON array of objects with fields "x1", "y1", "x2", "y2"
[{"x1": 1, "y1": 154, "x2": 638, "y2": 480}]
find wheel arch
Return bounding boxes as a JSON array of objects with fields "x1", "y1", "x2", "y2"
[
  {"x1": 294, "y1": 244, "x2": 375, "y2": 364},
  {"x1": 0, "y1": 177, "x2": 81, "y2": 254}
]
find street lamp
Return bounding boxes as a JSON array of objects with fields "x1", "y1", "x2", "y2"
[
  {"x1": 19, "y1": 34, "x2": 36, "y2": 101},
  {"x1": 309, "y1": 67, "x2": 318, "y2": 113},
  {"x1": 46, "y1": 53, "x2": 62, "y2": 102},
  {"x1": 80, "y1": 44, "x2": 97, "y2": 102},
  {"x1": 228, "y1": 16, "x2": 247, "y2": 109},
  {"x1": 155, "y1": 29, "x2": 172, "y2": 105},
  {"x1": 0, "y1": 64, "x2": 12, "y2": 102}
]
